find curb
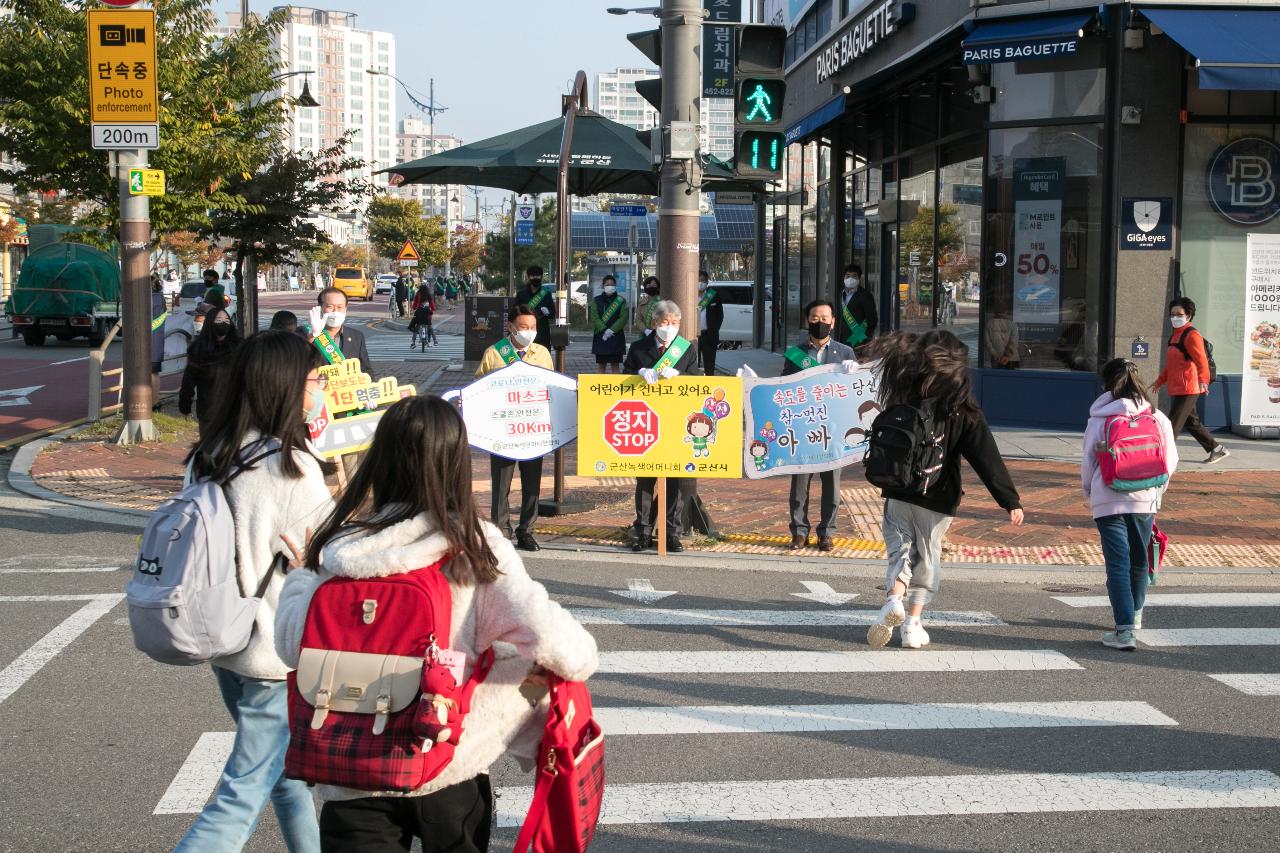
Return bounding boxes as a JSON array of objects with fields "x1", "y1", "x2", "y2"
[{"x1": 6, "y1": 432, "x2": 151, "y2": 520}]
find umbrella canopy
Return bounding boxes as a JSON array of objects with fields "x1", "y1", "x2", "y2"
[{"x1": 383, "y1": 110, "x2": 758, "y2": 196}]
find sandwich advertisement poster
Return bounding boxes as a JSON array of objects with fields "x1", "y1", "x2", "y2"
[{"x1": 1243, "y1": 233, "x2": 1280, "y2": 426}]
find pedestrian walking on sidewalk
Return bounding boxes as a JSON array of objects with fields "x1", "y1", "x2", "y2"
[
  {"x1": 1084, "y1": 358, "x2": 1178, "y2": 651},
  {"x1": 172, "y1": 330, "x2": 336, "y2": 853},
  {"x1": 865, "y1": 331, "x2": 1024, "y2": 649},
  {"x1": 179, "y1": 307, "x2": 241, "y2": 437},
  {"x1": 276, "y1": 395, "x2": 598, "y2": 853},
  {"x1": 590, "y1": 274, "x2": 627, "y2": 373},
  {"x1": 1153, "y1": 297, "x2": 1229, "y2": 464}
]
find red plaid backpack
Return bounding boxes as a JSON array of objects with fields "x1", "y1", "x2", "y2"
[{"x1": 284, "y1": 557, "x2": 493, "y2": 792}]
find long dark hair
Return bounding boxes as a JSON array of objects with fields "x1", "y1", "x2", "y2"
[
  {"x1": 1100, "y1": 358, "x2": 1150, "y2": 406},
  {"x1": 872, "y1": 330, "x2": 979, "y2": 416},
  {"x1": 305, "y1": 395, "x2": 501, "y2": 584},
  {"x1": 188, "y1": 307, "x2": 241, "y2": 361},
  {"x1": 186, "y1": 330, "x2": 322, "y2": 481}
]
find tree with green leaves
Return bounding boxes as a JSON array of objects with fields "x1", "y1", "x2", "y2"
[
  {"x1": 365, "y1": 195, "x2": 447, "y2": 268},
  {"x1": 0, "y1": 0, "x2": 287, "y2": 235}
]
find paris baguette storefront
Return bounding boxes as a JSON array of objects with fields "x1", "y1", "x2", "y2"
[{"x1": 765, "y1": 0, "x2": 1280, "y2": 431}]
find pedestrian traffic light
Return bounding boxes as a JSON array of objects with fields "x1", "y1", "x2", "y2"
[{"x1": 732, "y1": 25, "x2": 786, "y2": 179}]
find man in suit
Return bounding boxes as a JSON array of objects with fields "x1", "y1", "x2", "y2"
[
  {"x1": 516, "y1": 265, "x2": 557, "y2": 348},
  {"x1": 624, "y1": 300, "x2": 698, "y2": 553},
  {"x1": 836, "y1": 263, "x2": 878, "y2": 349},
  {"x1": 696, "y1": 269, "x2": 724, "y2": 376},
  {"x1": 783, "y1": 299, "x2": 858, "y2": 552},
  {"x1": 308, "y1": 287, "x2": 373, "y2": 372}
]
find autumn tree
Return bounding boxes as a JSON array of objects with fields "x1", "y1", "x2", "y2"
[
  {"x1": 450, "y1": 229, "x2": 483, "y2": 279},
  {"x1": 365, "y1": 195, "x2": 447, "y2": 267}
]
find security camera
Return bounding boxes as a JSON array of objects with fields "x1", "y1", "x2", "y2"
[{"x1": 971, "y1": 85, "x2": 994, "y2": 104}]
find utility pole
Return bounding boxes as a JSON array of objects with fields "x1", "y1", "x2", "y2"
[
  {"x1": 508, "y1": 193, "x2": 516, "y2": 296},
  {"x1": 115, "y1": 149, "x2": 156, "y2": 444}
]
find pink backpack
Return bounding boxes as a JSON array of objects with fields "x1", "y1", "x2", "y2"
[{"x1": 1096, "y1": 412, "x2": 1169, "y2": 493}]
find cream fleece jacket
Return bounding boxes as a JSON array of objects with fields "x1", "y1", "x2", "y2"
[
  {"x1": 1081, "y1": 394, "x2": 1179, "y2": 520},
  {"x1": 274, "y1": 513, "x2": 599, "y2": 802}
]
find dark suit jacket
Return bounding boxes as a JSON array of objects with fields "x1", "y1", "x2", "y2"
[
  {"x1": 780, "y1": 338, "x2": 857, "y2": 376},
  {"x1": 838, "y1": 287, "x2": 878, "y2": 342},
  {"x1": 624, "y1": 332, "x2": 698, "y2": 375},
  {"x1": 517, "y1": 285, "x2": 557, "y2": 348},
  {"x1": 700, "y1": 289, "x2": 724, "y2": 336},
  {"x1": 335, "y1": 325, "x2": 372, "y2": 372}
]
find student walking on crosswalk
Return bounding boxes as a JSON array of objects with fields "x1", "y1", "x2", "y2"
[{"x1": 865, "y1": 330, "x2": 1024, "y2": 649}]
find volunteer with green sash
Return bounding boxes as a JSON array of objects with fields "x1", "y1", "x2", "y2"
[
  {"x1": 590, "y1": 274, "x2": 628, "y2": 373},
  {"x1": 638, "y1": 275, "x2": 661, "y2": 336},
  {"x1": 476, "y1": 305, "x2": 554, "y2": 552},
  {"x1": 696, "y1": 270, "x2": 725, "y2": 377},
  {"x1": 837, "y1": 262, "x2": 878, "y2": 349},
  {"x1": 305, "y1": 287, "x2": 372, "y2": 372},
  {"x1": 783, "y1": 299, "x2": 858, "y2": 552},
  {"x1": 517, "y1": 265, "x2": 556, "y2": 348},
  {"x1": 624, "y1": 300, "x2": 698, "y2": 553}
]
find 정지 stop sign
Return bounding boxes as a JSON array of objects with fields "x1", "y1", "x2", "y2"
[{"x1": 604, "y1": 400, "x2": 659, "y2": 456}]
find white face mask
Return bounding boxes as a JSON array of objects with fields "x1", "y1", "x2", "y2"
[
  {"x1": 603, "y1": 286, "x2": 616, "y2": 296},
  {"x1": 512, "y1": 328, "x2": 537, "y2": 348},
  {"x1": 844, "y1": 276, "x2": 859, "y2": 290},
  {"x1": 324, "y1": 311, "x2": 346, "y2": 329},
  {"x1": 1170, "y1": 316, "x2": 1188, "y2": 329},
  {"x1": 698, "y1": 281, "x2": 708, "y2": 291},
  {"x1": 655, "y1": 324, "x2": 678, "y2": 344}
]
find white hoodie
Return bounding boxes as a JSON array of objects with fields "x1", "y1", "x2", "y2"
[
  {"x1": 1081, "y1": 393, "x2": 1178, "y2": 520},
  {"x1": 274, "y1": 513, "x2": 598, "y2": 801}
]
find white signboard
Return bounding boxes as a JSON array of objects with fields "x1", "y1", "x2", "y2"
[
  {"x1": 1242, "y1": 233, "x2": 1280, "y2": 426},
  {"x1": 92, "y1": 123, "x2": 159, "y2": 150},
  {"x1": 460, "y1": 360, "x2": 578, "y2": 460}
]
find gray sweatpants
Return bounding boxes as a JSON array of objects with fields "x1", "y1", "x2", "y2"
[{"x1": 883, "y1": 498, "x2": 953, "y2": 609}]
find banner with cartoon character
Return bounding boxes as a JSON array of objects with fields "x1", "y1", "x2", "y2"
[
  {"x1": 741, "y1": 363, "x2": 880, "y2": 479},
  {"x1": 576, "y1": 375, "x2": 743, "y2": 478}
]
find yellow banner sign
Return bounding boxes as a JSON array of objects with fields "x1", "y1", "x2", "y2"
[
  {"x1": 576, "y1": 375, "x2": 743, "y2": 479},
  {"x1": 87, "y1": 9, "x2": 159, "y2": 124},
  {"x1": 317, "y1": 358, "x2": 413, "y2": 416}
]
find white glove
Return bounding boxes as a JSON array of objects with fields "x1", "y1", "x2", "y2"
[
  {"x1": 540, "y1": 307, "x2": 550, "y2": 317},
  {"x1": 307, "y1": 306, "x2": 323, "y2": 335},
  {"x1": 640, "y1": 368, "x2": 658, "y2": 385},
  {"x1": 602, "y1": 328, "x2": 614, "y2": 341},
  {"x1": 658, "y1": 366, "x2": 678, "y2": 380},
  {"x1": 841, "y1": 360, "x2": 859, "y2": 373},
  {"x1": 736, "y1": 365, "x2": 758, "y2": 379}
]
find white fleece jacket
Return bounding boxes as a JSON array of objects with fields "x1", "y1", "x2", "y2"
[
  {"x1": 212, "y1": 434, "x2": 335, "y2": 680},
  {"x1": 1081, "y1": 394, "x2": 1178, "y2": 520},
  {"x1": 274, "y1": 513, "x2": 599, "y2": 802}
]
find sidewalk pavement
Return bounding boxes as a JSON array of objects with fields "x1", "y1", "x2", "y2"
[{"x1": 15, "y1": 343, "x2": 1280, "y2": 570}]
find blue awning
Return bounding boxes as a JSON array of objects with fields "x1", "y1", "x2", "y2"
[
  {"x1": 1141, "y1": 8, "x2": 1280, "y2": 91},
  {"x1": 961, "y1": 11, "x2": 1094, "y2": 65},
  {"x1": 784, "y1": 94, "x2": 846, "y2": 145}
]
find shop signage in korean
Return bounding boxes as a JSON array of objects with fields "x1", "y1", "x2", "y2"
[
  {"x1": 1012, "y1": 157, "x2": 1065, "y2": 337},
  {"x1": 1242, "y1": 233, "x2": 1280, "y2": 426},
  {"x1": 815, "y1": 1, "x2": 914, "y2": 84},
  {"x1": 741, "y1": 364, "x2": 881, "y2": 478},
  {"x1": 1120, "y1": 198, "x2": 1173, "y2": 250},
  {"x1": 459, "y1": 360, "x2": 577, "y2": 461},
  {"x1": 577, "y1": 376, "x2": 743, "y2": 479},
  {"x1": 703, "y1": 0, "x2": 741, "y2": 99},
  {"x1": 1207, "y1": 137, "x2": 1280, "y2": 227}
]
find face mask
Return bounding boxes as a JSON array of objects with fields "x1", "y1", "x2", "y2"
[
  {"x1": 603, "y1": 286, "x2": 616, "y2": 296},
  {"x1": 304, "y1": 386, "x2": 326, "y2": 423},
  {"x1": 698, "y1": 281, "x2": 708, "y2": 291},
  {"x1": 808, "y1": 321, "x2": 832, "y2": 341},
  {"x1": 655, "y1": 324, "x2": 678, "y2": 344},
  {"x1": 645, "y1": 286, "x2": 660, "y2": 297},
  {"x1": 512, "y1": 328, "x2": 537, "y2": 348},
  {"x1": 324, "y1": 311, "x2": 345, "y2": 328},
  {"x1": 528, "y1": 278, "x2": 542, "y2": 288},
  {"x1": 1170, "y1": 316, "x2": 1188, "y2": 329},
  {"x1": 844, "y1": 276, "x2": 859, "y2": 290},
  {"x1": 212, "y1": 321, "x2": 231, "y2": 338}
]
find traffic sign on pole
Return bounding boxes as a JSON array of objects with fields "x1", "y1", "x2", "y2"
[
  {"x1": 514, "y1": 200, "x2": 536, "y2": 246},
  {"x1": 87, "y1": 8, "x2": 159, "y2": 151},
  {"x1": 397, "y1": 239, "x2": 420, "y2": 261},
  {"x1": 609, "y1": 204, "x2": 648, "y2": 217},
  {"x1": 127, "y1": 168, "x2": 164, "y2": 196}
]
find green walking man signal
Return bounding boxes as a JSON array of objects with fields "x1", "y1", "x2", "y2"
[{"x1": 744, "y1": 83, "x2": 773, "y2": 122}]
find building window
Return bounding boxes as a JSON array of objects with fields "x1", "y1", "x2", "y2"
[{"x1": 989, "y1": 40, "x2": 1106, "y2": 123}]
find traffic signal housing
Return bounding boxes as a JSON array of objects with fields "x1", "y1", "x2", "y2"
[{"x1": 733, "y1": 25, "x2": 786, "y2": 180}]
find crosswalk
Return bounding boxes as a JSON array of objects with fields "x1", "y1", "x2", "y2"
[
  {"x1": 363, "y1": 332, "x2": 464, "y2": 362},
  {"x1": 150, "y1": 586, "x2": 1280, "y2": 842}
]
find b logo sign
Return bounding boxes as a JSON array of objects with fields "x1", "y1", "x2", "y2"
[{"x1": 1207, "y1": 137, "x2": 1280, "y2": 226}]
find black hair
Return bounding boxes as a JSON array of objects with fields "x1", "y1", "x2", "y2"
[
  {"x1": 526, "y1": 265, "x2": 543, "y2": 277},
  {"x1": 804, "y1": 299, "x2": 835, "y2": 316},
  {"x1": 698, "y1": 270, "x2": 710, "y2": 279},
  {"x1": 873, "y1": 329, "x2": 978, "y2": 416},
  {"x1": 306, "y1": 396, "x2": 501, "y2": 584},
  {"x1": 1169, "y1": 297, "x2": 1196, "y2": 319},
  {"x1": 269, "y1": 310, "x2": 298, "y2": 333},
  {"x1": 643, "y1": 275, "x2": 660, "y2": 289},
  {"x1": 188, "y1": 307, "x2": 241, "y2": 361},
  {"x1": 508, "y1": 304, "x2": 537, "y2": 322},
  {"x1": 843, "y1": 263, "x2": 863, "y2": 276},
  {"x1": 186, "y1": 330, "x2": 325, "y2": 482},
  {"x1": 601, "y1": 274, "x2": 616, "y2": 285},
  {"x1": 1100, "y1": 358, "x2": 1150, "y2": 406},
  {"x1": 317, "y1": 287, "x2": 348, "y2": 306},
  {"x1": 202, "y1": 269, "x2": 219, "y2": 281}
]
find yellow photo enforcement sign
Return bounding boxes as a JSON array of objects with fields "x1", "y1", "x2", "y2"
[
  {"x1": 87, "y1": 9, "x2": 158, "y2": 124},
  {"x1": 577, "y1": 375, "x2": 743, "y2": 479}
]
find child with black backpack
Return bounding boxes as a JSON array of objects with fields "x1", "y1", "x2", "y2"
[{"x1": 864, "y1": 331, "x2": 1024, "y2": 649}]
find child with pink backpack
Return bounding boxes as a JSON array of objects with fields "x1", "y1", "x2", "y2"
[{"x1": 1082, "y1": 359, "x2": 1179, "y2": 651}]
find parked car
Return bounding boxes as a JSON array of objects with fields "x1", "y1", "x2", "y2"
[
  {"x1": 713, "y1": 280, "x2": 772, "y2": 347},
  {"x1": 178, "y1": 280, "x2": 236, "y2": 321},
  {"x1": 374, "y1": 273, "x2": 398, "y2": 296}
]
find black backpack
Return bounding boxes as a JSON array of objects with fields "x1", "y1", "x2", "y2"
[
  {"x1": 1170, "y1": 327, "x2": 1217, "y2": 382},
  {"x1": 863, "y1": 400, "x2": 946, "y2": 495}
]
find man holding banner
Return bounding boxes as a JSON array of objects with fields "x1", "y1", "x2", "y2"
[
  {"x1": 476, "y1": 305, "x2": 554, "y2": 551},
  {"x1": 517, "y1": 265, "x2": 556, "y2": 348},
  {"x1": 837, "y1": 263, "x2": 877, "y2": 349},
  {"x1": 783, "y1": 299, "x2": 859, "y2": 551},
  {"x1": 307, "y1": 287, "x2": 372, "y2": 371},
  {"x1": 624, "y1": 300, "x2": 698, "y2": 553}
]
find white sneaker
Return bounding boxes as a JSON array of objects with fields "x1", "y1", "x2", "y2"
[
  {"x1": 901, "y1": 621, "x2": 930, "y2": 649},
  {"x1": 1206, "y1": 446, "x2": 1230, "y2": 464},
  {"x1": 1133, "y1": 609, "x2": 1143, "y2": 630},
  {"x1": 867, "y1": 597, "x2": 905, "y2": 648}
]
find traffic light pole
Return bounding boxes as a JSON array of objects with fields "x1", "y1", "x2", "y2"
[{"x1": 114, "y1": 148, "x2": 157, "y2": 445}]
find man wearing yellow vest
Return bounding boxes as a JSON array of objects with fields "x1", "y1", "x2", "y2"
[{"x1": 476, "y1": 305, "x2": 554, "y2": 551}]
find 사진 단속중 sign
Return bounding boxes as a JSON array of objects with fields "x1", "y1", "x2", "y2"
[{"x1": 460, "y1": 360, "x2": 577, "y2": 461}]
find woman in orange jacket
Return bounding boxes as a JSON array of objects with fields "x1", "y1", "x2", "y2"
[{"x1": 1152, "y1": 297, "x2": 1229, "y2": 464}]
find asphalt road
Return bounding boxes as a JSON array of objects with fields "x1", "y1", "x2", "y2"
[{"x1": 1, "y1": 448, "x2": 1279, "y2": 852}]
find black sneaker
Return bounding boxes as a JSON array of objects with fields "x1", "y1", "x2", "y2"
[
  {"x1": 666, "y1": 535, "x2": 684, "y2": 553},
  {"x1": 515, "y1": 533, "x2": 540, "y2": 552},
  {"x1": 1206, "y1": 446, "x2": 1230, "y2": 464},
  {"x1": 631, "y1": 536, "x2": 651, "y2": 552}
]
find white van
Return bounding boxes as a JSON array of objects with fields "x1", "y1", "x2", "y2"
[{"x1": 711, "y1": 280, "x2": 771, "y2": 347}]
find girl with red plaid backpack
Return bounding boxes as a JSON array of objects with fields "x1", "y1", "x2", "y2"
[{"x1": 274, "y1": 395, "x2": 598, "y2": 852}]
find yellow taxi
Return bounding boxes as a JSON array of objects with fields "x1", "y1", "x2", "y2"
[{"x1": 332, "y1": 266, "x2": 373, "y2": 301}]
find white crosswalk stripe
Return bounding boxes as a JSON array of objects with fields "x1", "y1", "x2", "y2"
[
  {"x1": 571, "y1": 607, "x2": 1002, "y2": 626},
  {"x1": 597, "y1": 648, "x2": 1079, "y2": 674},
  {"x1": 1207, "y1": 674, "x2": 1280, "y2": 695},
  {"x1": 1137, "y1": 628, "x2": 1280, "y2": 646},
  {"x1": 364, "y1": 333, "x2": 464, "y2": 362},
  {"x1": 1056, "y1": 593, "x2": 1280, "y2": 608}
]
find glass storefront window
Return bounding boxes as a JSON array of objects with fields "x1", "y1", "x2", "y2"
[
  {"x1": 938, "y1": 141, "x2": 985, "y2": 365},
  {"x1": 984, "y1": 124, "x2": 1104, "y2": 372},
  {"x1": 989, "y1": 40, "x2": 1106, "y2": 123},
  {"x1": 897, "y1": 156, "x2": 936, "y2": 337}
]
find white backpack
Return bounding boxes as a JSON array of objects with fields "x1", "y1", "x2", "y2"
[{"x1": 126, "y1": 446, "x2": 280, "y2": 665}]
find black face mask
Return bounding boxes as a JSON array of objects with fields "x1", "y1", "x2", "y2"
[
  {"x1": 645, "y1": 287, "x2": 660, "y2": 296},
  {"x1": 212, "y1": 322, "x2": 231, "y2": 338},
  {"x1": 528, "y1": 278, "x2": 542, "y2": 287},
  {"x1": 808, "y1": 321, "x2": 832, "y2": 341}
]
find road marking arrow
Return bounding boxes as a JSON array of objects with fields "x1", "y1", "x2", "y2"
[
  {"x1": 0, "y1": 385, "x2": 43, "y2": 407},
  {"x1": 610, "y1": 578, "x2": 678, "y2": 605},
  {"x1": 790, "y1": 581, "x2": 859, "y2": 606}
]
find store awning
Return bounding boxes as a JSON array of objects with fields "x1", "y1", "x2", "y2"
[
  {"x1": 1141, "y1": 8, "x2": 1280, "y2": 91},
  {"x1": 784, "y1": 93, "x2": 846, "y2": 145},
  {"x1": 961, "y1": 10, "x2": 1094, "y2": 65}
]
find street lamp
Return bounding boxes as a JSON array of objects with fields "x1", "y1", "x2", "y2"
[
  {"x1": 366, "y1": 69, "x2": 447, "y2": 141},
  {"x1": 271, "y1": 71, "x2": 320, "y2": 108},
  {"x1": 606, "y1": 6, "x2": 661, "y2": 14}
]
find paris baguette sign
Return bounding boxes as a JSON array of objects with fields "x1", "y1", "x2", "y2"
[{"x1": 815, "y1": 1, "x2": 915, "y2": 84}]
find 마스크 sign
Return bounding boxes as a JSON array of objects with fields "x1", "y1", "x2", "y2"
[
  {"x1": 1120, "y1": 198, "x2": 1173, "y2": 251},
  {"x1": 815, "y1": 1, "x2": 915, "y2": 84},
  {"x1": 87, "y1": 9, "x2": 158, "y2": 125},
  {"x1": 577, "y1": 375, "x2": 744, "y2": 478},
  {"x1": 459, "y1": 360, "x2": 577, "y2": 461}
]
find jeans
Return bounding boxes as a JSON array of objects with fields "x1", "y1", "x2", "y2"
[
  {"x1": 174, "y1": 666, "x2": 320, "y2": 853},
  {"x1": 1095, "y1": 513, "x2": 1153, "y2": 630}
]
